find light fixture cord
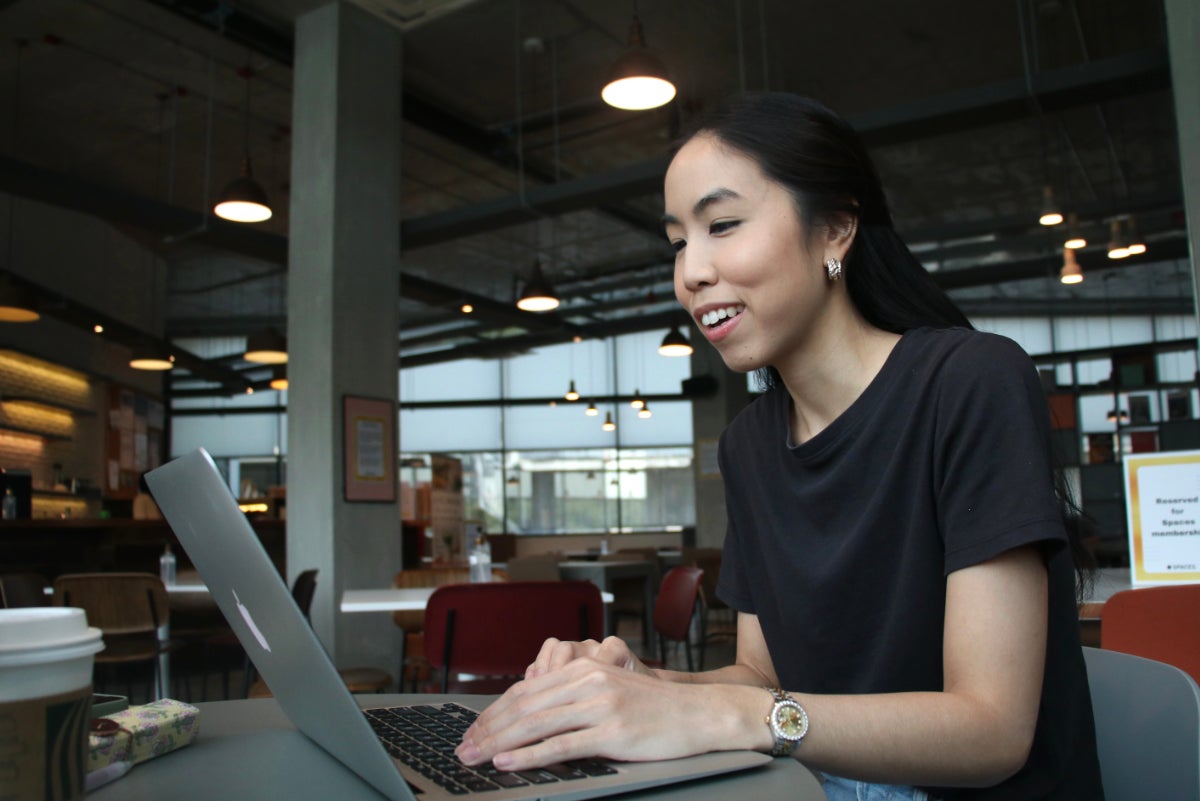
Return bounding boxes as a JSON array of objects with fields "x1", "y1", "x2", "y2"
[{"x1": 6, "y1": 40, "x2": 27, "y2": 278}]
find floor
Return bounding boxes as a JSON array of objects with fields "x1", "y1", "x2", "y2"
[{"x1": 98, "y1": 608, "x2": 739, "y2": 706}]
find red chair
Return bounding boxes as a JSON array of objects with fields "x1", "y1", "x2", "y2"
[
  {"x1": 1101, "y1": 584, "x2": 1200, "y2": 685},
  {"x1": 423, "y1": 580, "x2": 604, "y2": 693},
  {"x1": 651, "y1": 566, "x2": 705, "y2": 672}
]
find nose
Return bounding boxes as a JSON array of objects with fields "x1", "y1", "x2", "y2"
[{"x1": 675, "y1": 245, "x2": 717, "y2": 295}]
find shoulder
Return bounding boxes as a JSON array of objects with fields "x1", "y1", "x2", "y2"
[{"x1": 905, "y1": 327, "x2": 1039, "y2": 390}]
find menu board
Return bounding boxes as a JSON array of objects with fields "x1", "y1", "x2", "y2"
[{"x1": 1123, "y1": 450, "x2": 1200, "y2": 586}]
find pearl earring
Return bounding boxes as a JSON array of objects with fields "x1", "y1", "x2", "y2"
[{"x1": 825, "y1": 257, "x2": 843, "y2": 281}]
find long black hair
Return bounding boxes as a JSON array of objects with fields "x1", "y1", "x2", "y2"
[
  {"x1": 674, "y1": 93, "x2": 971, "y2": 390},
  {"x1": 674, "y1": 92, "x2": 1095, "y2": 594}
]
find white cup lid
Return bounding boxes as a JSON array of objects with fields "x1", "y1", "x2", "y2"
[{"x1": 0, "y1": 607, "x2": 103, "y2": 661}]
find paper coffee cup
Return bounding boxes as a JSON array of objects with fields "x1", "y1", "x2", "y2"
[{"x1": 0, "y1": 607, "x2": 103, "y2": 801}]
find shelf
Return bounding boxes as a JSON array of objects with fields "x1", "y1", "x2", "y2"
[
  {"x1": 0, "y1": 396, "x2": 96, "y2": 416},
  {"x1": 0, "y1": 424, "x2": 70, "y2": 442}
]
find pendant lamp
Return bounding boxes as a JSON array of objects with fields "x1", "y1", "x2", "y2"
[
  {"x1": 1059, "y1": 248, "x2": 1083, "y2": 285},
  {"x1": 602, "y1": 411, "x2": 616, "y2": 431},
  {"x1": 0, "y1": 276, "x2": 39, "y2": 323},
  {"x1": 1063, "y1": 213, "x2": 1086, "y2": 250},
  {"x1": 1106, "y1": 220, "x2": 1129, "y2": 260},
  {"x1": 658, "y1": 326, "x2": 693, "y2": 357},
  {"x1": 214, "y1": 66, "x2": 272, "y2": 223},
  {"x1": 244, "y1": 327, "x2": 288, "y2": 364},
  {"x1": 1125, "y1": 217, "x2": 1146, "y2": 255},
  {"x1": 585, "y1": 400, "x2": 599, "y2": 417},
  {"x1": 565, "y1": 380, "x2": 580, "y2": 401},
  {"x1": 129, "y1": 346, "x2": 175, "y2": 371},
  {"x1": 630, "y1": 390, "x2": 645, "y2": 410},
  {"x1": 601, "y1": 13, "x2": 676, "y2": 111},
  {"x1": 637, "y1": 403, "x2": 652, "y2": 419},
  {"x1": 1038, "y1": 185, "x2": 1063, "y2": 227},
  {"x1": 269, "y1": 365, "x2": 288, "y2": 391},
  {"x1": 516, "y1": 260, "x2": 560, "y2": 312}
]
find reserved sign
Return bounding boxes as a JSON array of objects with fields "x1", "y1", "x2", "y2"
[{"x1": 1123, "y1": 450, "x2": 1200, "y2": 586}]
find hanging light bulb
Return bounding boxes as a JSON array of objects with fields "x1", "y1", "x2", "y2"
[
  {"x1": 1063, "y1": 212, "x2": 1086, "y2": 250},
  {"x1": 638, "y1": 403, "x2": 652, "y2": 419},
  {"x1": 585, "y1": 400, "x2": 599, "y2": 417},
  {"x1": 269, "y1": 365, "x2": 288, "y2": 391},
  {"x1": 129, "y1": 346, "x2": 175, "y2": 371},
  {"x1": 1060, "y1": 248, "x2": 1083, "y2": 285},
  {"x1": 214, "y1": 66, "x2": 272, "y2": 223},
  {"x1": 244, "y1": 327, "x2": 288, "y2": 364},
  {"x1": 565, "y1": 380, "x2": 580, "y2": 402},
  {"x1": 602, "y1": 411, "x2": 616, "y2": 431},
  {"x1": 1107, "y1": 219, "x2": 1130, "y2": 260},
  {"x1": 1125, "y1": 216, "x2": 1146, "y2": 255},
  {"x1": 630, "y1": 389, "x2": 644, "y2": 410},
  {"x1": 516, "y1": 259, "x2": 560, "y2": 312},
  {"x1": 460, "y1": 302, "x2": 474, "y2": 314},
  {"x1": 601, "y1": 13, "x2": 676, "y2": 111},
  {"x1": 1038, "y1": 185, "x2": 1063, "y2": 226},
  {"x1": 658, "y1": 326, "x2": 693, "y2": 356},
  {"x1": 0, "y1": 277, "x2": 40, "y2": 323}
]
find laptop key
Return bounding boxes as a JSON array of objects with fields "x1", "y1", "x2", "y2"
[
  {"x1": 516, "y1": 770, "x2": 560, "y2": 785},
  {"x1": 571, "y1": 758, "x2": 619, "y2": 776},
  {"x1": 541, "y1": 764, "x2": 588, "y2": 780}
]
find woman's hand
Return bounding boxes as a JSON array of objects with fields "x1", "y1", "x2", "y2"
[
  {"x1": 456, "y1": 657, "x2": 764, "y2": 771},
  {"x1": 524, "y1": 635, "x2": 654, "y2": 679}
]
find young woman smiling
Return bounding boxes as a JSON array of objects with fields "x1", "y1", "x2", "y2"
[{"x1": 456, "y1": 93, "x2": 1103, "y2": 801}]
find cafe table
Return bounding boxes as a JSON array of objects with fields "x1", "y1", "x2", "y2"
[{"x1": 86, "y1": 694, "x2": 828, "y2": 801}]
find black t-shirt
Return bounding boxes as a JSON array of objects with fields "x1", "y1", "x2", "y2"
[{"x1": 716, "y1": 327, "x2": 1103, "y2": 800}]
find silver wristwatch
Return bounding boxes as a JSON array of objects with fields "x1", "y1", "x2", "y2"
[{"x1": 765, "y1": 687, "x2": 809, "y2": 757}]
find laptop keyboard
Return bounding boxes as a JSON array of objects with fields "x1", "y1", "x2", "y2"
[{"x1": 365, "y1": 703, "x2": 618, "y2": 795}]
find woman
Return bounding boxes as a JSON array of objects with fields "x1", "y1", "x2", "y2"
[{"x1": 457, "y1": 93, "x2": 1103, "y2": 800}]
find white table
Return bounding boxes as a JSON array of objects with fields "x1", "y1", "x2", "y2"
[{"x1": 341, "y1": 587, "x2": 615, "y2": 614}]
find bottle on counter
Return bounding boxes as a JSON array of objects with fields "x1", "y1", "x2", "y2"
[
  {"x1": 1, "y1": 488, "x2": 16, "y2": 520},
  {"x1": 468, "y1": 533, "x2": 492, "y2": 583},
  {"x1": 159, "y1": 543, "x2": 177, "y2": 586}
]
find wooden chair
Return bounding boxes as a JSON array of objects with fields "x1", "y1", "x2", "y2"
[
  {"x1": 648, "y1": 566, "x2": 705, "y2": 672},
  {"x1": 423, "y1": 580, "x2": 603, "y2": 693},
  {"x1": 390, "y1": 566, "x2": 508, "y2": 691},
  {"x1": 1083, "y1": 646, "x2": 1200, "y2": 800},
  {"x1": 53, "y1": 572, "x2": 172, "y2": 701},
  {"x1": 1101, "y1": 584, "x2": 1200, "y2": 685},
  {"x1": 248, "y1": 569, "x2": 391, "y2": 697},
  {"x1": 0, "y1": 572, "x2": 49, "y2": 608}
]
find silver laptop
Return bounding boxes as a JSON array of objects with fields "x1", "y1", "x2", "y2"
[{"x1": 147, "y1": 448, "x2": 770, "y2": 801}]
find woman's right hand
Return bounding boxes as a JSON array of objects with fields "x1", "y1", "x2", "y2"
[{"x1": 525, "y1": 635, "x2": 655, "y2": 679}]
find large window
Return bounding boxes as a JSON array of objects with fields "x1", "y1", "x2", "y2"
[{"x1": 402, "y1": 446, "x2": 695, "y2": 536}]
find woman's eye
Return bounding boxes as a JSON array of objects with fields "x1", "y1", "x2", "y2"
[
  {"x1": 709, "y1": 219, "x2": 739, "y2": 235},
  {"x1": 670, "y1": 239, "x2": 686, "y2": 254}
]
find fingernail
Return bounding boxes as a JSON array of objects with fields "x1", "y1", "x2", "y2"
[
  {"x1": 493, "y1": 752, "x2": 514, "y2": 770},
  {"x1": 457, "y1": 742, "x2": 481, "y2": 764}
]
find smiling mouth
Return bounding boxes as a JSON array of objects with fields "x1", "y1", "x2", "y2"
[{"x1": 700, "y1": 305, "x2": 745, "y2": 328}]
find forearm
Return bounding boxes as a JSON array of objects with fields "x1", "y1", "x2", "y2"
[
  {"x1": 651, "y1": 661, "x2": 767, "y2": 686},
  {"x1": 685, "y1": 683, "x2": 1032, "y2": 788}
]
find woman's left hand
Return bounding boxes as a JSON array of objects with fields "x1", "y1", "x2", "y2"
[{"x1": 456, "y1": 657, "x2": 762, "y2": 771}]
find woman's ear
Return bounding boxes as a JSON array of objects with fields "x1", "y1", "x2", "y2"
[{"x1": 825, "y1": 212, "x2": 858, "y2": 258}]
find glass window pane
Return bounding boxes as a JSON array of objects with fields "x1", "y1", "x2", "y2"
[{"x1": 400, "y1": 407, "x2": 502, "y2": 451}]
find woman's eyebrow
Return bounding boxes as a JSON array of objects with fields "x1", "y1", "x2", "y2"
[{"x1": 661, "y1": 187, "x2": 742, "y2": 227}]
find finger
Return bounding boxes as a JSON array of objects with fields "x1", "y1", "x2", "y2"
[
  {"x1": 524, "y1": 637, "x2": 566, "y2": 679},
  {"x1": 461, "y1": 676, "x2": 606, "y2": 766}
]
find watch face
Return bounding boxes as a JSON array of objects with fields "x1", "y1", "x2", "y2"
[{"x1": 775, "y1": 702, "x2": 808, "y2": 739}]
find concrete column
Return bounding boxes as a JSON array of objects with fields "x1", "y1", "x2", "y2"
[
  {"x1": 688, "y1": 344, "x2": 750, "y2": 549},
  {"x1": 1165, "y1": 0, "x2": 1200, "y2": 349},
  {"x1": 288, "y1": 3, "x2": 401, "y2": 674}
]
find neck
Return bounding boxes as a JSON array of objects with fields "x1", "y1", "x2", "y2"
[{"x1": 776, "y1": 314, "x2": 900, "y2": 446}]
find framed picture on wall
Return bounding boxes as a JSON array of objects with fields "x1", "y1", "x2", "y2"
[{"x1": 343, "y1": 395, "x2": 397, "y2": 502}]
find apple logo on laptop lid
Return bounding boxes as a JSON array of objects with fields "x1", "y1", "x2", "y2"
[{"x1": 234, "y1": 589, "x2": 272, "y2": 652}]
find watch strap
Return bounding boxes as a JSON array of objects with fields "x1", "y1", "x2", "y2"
[{"x1": 765, "y1": 687, "x2": 808, "y2": 757}]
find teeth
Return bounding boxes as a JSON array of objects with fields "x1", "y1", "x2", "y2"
[{"x1": 701, "y1": 306, "x2": 744, "y2": 327}]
